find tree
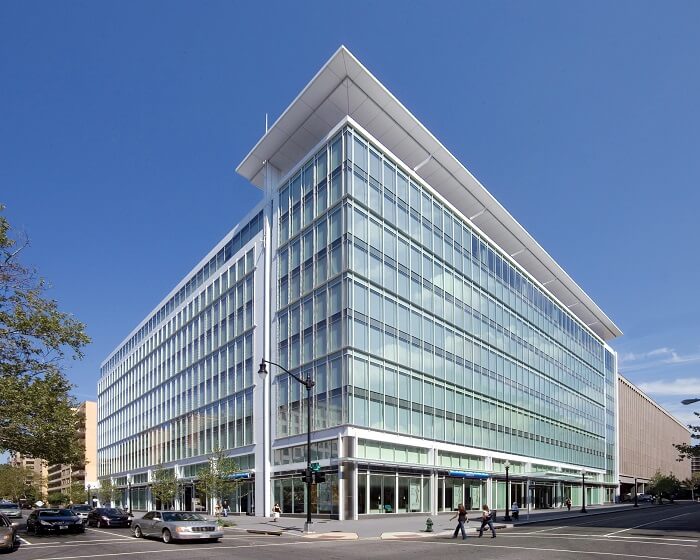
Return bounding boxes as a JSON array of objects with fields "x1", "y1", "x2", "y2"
[
  {"x1": 97, "y1": 478, "x2": 115, "y2": 506},
  {"x1": 648, "y1": 470, "x2": 681, "y2": 504},
  {"x1": 196, "y1": 448, "x2": 241, "y2": 513},
  {"x1": 0, "y1": 464, "x2": 36, "y2": 502},
  {"x1": 47, "y1": 491, "x2": 69, "y2": 506},
  {"x1": 68, "y1": 482, "x2": 87, "y2": 505},
  {"x1": 0, "y1": 205, "x2": 91, "y2": 464},
  {"x1": 151, "y1": 466, "x2": 178, "y2": 510},
  {"x1": 674, "y1": 407, "x2": 699, "y2": 462},
  {"x1": 682, "y1": 472, "x2": 700, "y2": 501}
]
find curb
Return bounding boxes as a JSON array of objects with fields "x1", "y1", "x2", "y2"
[
  {"x1": 381, "y1": 530, "x2": 452, "y2": 539},
  {"x1": 246, "y1": 529, "x2": 283, "y2": 536},
  {"x1": 303, "y1": 532, "x2": 358, "y2": 540}
]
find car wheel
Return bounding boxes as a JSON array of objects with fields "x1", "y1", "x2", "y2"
[
  {"x1": 162, "y1": 529, "x2": 172, "y2": 544},
  {"x1": 133, "y1": 525, "x2": 143, "y2": 538}
]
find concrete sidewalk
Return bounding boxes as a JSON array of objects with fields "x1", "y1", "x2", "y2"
[{"x1": 215, "y1": 502, "x2": 664, "y2": 539}]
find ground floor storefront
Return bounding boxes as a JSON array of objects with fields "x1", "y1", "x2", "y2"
[{"x1": 107, "y1": 430, "x2": 617, "y2": 519}]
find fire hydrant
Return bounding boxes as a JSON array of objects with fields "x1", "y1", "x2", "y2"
[{"x1": 425, "y1": 517, "x2": 433, "y2": 532}]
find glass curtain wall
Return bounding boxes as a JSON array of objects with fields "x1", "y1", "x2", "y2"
[
  {"x1": 98, "y1": 245, "x2": 260, "y2": 477},
  {"x1": 342, "y1": 126, "x2": 612, "y2": 472},
  {"x1": 276, "y1": 134, "x2": 350, "y2": 438}
]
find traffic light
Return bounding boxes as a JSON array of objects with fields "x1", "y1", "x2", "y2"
[{"x1": 312, "y1": 472, "x2": 326, "y2": 484}]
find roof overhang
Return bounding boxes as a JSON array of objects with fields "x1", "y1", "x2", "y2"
[{"x1": 236, "y1": 46, "x2": 622, "y2": 341}]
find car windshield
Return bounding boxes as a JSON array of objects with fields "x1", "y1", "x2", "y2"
[
  {"x1": 162, "y1": 512, "x2": 206, "y2": 522},
  {"x1": 71, "y1": 505, "x2": 92, "y2": 512},
  {"x1": 40, "y1": 509, "x2": 74, "y2": 517},
  {"x1": 0, "y1": 504, "x2": 18, "y2": 510},
  {"x1": 102, "y1": 508, "x2": 123, "y2": 515}
]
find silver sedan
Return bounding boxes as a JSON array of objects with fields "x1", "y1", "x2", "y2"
[{"x1": 132, "y1": 511, "x2": 223, "y2": 543}]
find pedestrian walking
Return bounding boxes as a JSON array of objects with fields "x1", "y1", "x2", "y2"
[
  {"x1": 478, "y1": 504, "x2": 496, "y2": 538},
  {"x1": 450, "y1": 503, "x2": 468, "y2": 539},
  {"x1": 272, "y1": 503, "x2": 281, "y2": 522},
  {"x1": 511, "y1": 501, "x2": 519, "y2": 520},
  {"x1": 565, "y1": 498, "x2": 572, "y2": 511}
]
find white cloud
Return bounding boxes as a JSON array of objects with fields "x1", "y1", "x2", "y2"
[
  {"x1": 651, "y1": 399, "x2": 700, "y2": 431},
  {"x1": 618, "y1": 347, "x2": 700, "y2": 373},
  {"x1": 637, "y1": 377, "x2": 700, "y2": 397}
]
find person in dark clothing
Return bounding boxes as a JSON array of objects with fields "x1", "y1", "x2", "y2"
[
  {"x1": 478, "y1": 504, "x2": 496, "y2": 538},
  {"x1": 450, "y1": 503, "x2": 468, "y2": 539}
]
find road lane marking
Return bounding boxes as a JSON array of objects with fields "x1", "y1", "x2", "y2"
[
  {"x1": 24, "y1": 534, "x2": 254, "y2": 550},
  {"x1": 511, "y1": 531, "x2": 697, "y2": 543},
  {"x1": 29, "y1": 539, "x2": 325, "y2": 560},
  {"x1": 494, "y1": 534, "x2": 697, "y2": 547},
  {"x1": 604, "y1": 511, "x2": 698, "y2": 537},
  {"x1": 86, "y1": 528, "x2": 134, "y2": 539},
  {"x1": 442, "y1": 540, "x2": 688, "y2": 559},
  {"x1": 527, "y1": 525, "x2": 566, "y2": 533}
]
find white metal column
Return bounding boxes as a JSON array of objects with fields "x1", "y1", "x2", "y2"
[{"x1": 253, "y1": 161, "x2": 279, "y2": 518}]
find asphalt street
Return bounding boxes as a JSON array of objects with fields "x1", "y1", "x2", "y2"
[{"x1": 8, "y1": 502, "x2": 699, "y2": 560}]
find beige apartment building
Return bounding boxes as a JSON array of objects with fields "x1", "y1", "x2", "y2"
[
  {"x1": 46, "y1": 401, "x2": 98, "y2": 498},
  {"x1": 618, "y1": 375, "x2": 691, "y2": 495},
  {"x1": 9, "y1": 453, "x2": 48, "y2": 498}
]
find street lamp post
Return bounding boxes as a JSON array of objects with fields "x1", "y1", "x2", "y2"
[
  {"x1": 504, "y1": 460, "x2": 512, "y2": 522},
  {"x1": 580, "y1": 471, "x2": 587, "y2": 513},
  {"x1": 259, "y1": 359, "x2": 315, "y2": 533},
  {"x1": 128, "y1": 481, "x2": 132, "y2": 514},
  {"x1": 86, "y1": 484, "x2": 91, "y2": 506},
  {"x1": 633, "y1": 478, "x2": 638, "y2": 508}
]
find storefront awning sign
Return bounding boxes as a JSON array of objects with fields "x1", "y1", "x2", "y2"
[{"x1": 448, "y1": 470, "x2": 489, "y2": 479}]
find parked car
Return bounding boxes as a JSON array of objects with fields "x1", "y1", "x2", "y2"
[
  {"x1": 637, "y1": 494, "x2": 654, "y2": 502},
  {"x1": 26, "y1": 509, "x2": 85, "y2": 535},
  {"x1": 69, "y1": 504, "x2": 93, "y2": 523},
  {"x1": 132, "y1": 511, "x2": 223, "y2": 543},
  {"x1": 87, "y1": 507, "x2": 131, "y2": 528},
  {"x1": 0, "y1": 513, "x2": 17, "y2": 551},
  {"x1": 0, "y1": 503, "x2": 22, "y2": 527}
]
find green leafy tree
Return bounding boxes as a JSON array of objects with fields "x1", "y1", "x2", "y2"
[
  {"x1": 682, "y1": 472, "x2": 700, "y2": 501},
  {"x1": 648, "y1": 470, "x2": 681, "y2": 503},
  {"x1": 151, "y1": 466, "x2": 179, "y2": 510},
  {"x1": 97, "y1": 478, "x2": 115, "y2": 506},
  {"x1": 196, "y1": 448, "x2": 241, "y2": 514},
  {"x1": 68, "y1": 482, "x2": 87, "y2": 505},
  {"x1": 47, "y1": 491, "x2": 69, "y2": 506},
  {"x1": 0, "y1": 205, "x2": 91, "y2": 464},
  {"x1": 674, "y1": 407, "x2": 699, "y2": 462},
  {"x1": 0, "y1": 464, "x2": 36, "y2": 502}
]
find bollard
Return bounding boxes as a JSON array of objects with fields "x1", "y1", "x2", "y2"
[{"x1": 425, "y1": 517, "x2": 433, "y2": 532}]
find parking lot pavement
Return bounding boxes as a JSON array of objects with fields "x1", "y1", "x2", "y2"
[{"x1": 8, "y1": 504, "x2": 699, "y2": 560}]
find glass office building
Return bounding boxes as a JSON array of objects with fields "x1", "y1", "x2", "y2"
[{"x1": 99, "y1": 47, "x2": 621, "y2": 518}]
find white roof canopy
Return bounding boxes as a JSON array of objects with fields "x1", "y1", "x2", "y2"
[{"x1": 236, "y1": 46, "x2": 621, "y2": 341}]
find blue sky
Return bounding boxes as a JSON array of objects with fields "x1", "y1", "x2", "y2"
[{"x1": 2, "y1": 1, "x2": 699, "y2": 428}]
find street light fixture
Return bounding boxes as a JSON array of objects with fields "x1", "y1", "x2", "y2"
[
  {"x1": 681, "y1": 398, "x2": 700, "y2": 405},
  {"x1": 259, "y1": 359, "x2": 315, "y2": 533},
  {"x1": 580, "y1": 471, "x2": 587, "y2": 513},
  {"x1": 504, "y1": 460, "x2": 512, "y2": 522}
]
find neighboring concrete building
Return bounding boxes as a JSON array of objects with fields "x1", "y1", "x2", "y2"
[
  {"x1": 46, "y1": 401, "x2": 98, "y2": 498},
  {"x1": 98, "y1": 47, "x2": 621, "y2": 518},
  {"x1": 618, "y1": 375, "x2": 691, "y2": 495},
  {"x1": 9, "y1": 453, "x2": 48, "y2": 499}
]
